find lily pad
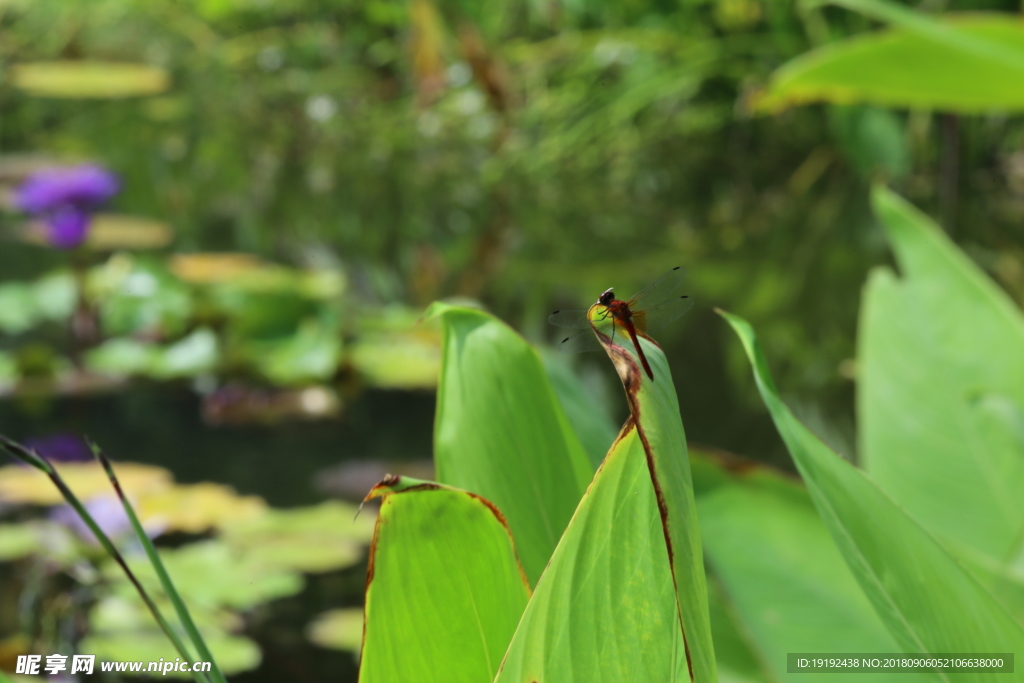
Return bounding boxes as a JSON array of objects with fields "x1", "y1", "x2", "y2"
[
  {"x1": 149, "y1": 328, "x2": 219, "y2": 379},
  {"x1": 306, "y1": 608, "x2": 363, "y2": 653},
  {"x1": 0, "y1": 461, "x2": 172, "y2": 506},
  {"x1": 89, "y1": 594, "x2": 241, "y2": 635},
  {"x1": 248, "y1": 319, "x2": 342, "y2": 385},
  {"x1": 356, "y1": 304, "x2": 428, "y2": 333},
  {"x1": 9, "y1": 62, "x2": 170, "y2": 99},
  {"x1": 86, "y1": 214, "x2": 175, "y2": 250},
  {"x1": 0, "y1": 634, "x2": 31, "y2": 675},
  {"x1": 105, "y1": 540, "x2": 305, "y2": 610},
  {"x1": 138, "y1": 483, "x2": 267, "y2": 534},
  {"x1": 234, "y1": 535, "x2": 362, "y2": 574},
  {"x1": 0, "y1": 282, "x2": 38, "y2": 334},
  {"x1": 84, "y1": 338, "x2": 159, "y2": 376},
  {"x1": 214, "y1": 286, "x2": 318, "y2": 339},
  {"x1": 222, "y1": 500, "x2": 374, "y2": 573},
  {"x1": 223, "y1": 500, "x2": 375, "y2": 544},
  {"x1": 297, "y1": 269, "x2": 346, "y2": 299},
  {"x1": 348, "y1": 334, "x2": 440, "y2": 389},
  {"x1": 94, "y1": 260, "x2": 193, "y2": 337},
  {"x1": 347, "y1": 308, "x2": 442, "y2": 390},
  {"x1": 0, "y1": 522, "x2": 41, "y2": 560},
  {"x1": 32, "y1": 271, "x2": 78, "y2": 321},
  {"x1": 169, "y1": 253, "x2": 269, "y2": 284},
  {"x1": 80, "y1": 630, "x2": 259, "y2": 677}
]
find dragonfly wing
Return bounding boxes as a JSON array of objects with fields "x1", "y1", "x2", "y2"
[
  {"x1": 553, "y1": 317, "x2": 619, "y2": 353},
  {"x1": 626, "y1": 266, "x2": 687, "y2": 310},
  {"x1": 548, "y1": 308, "x2": 595, "y2": 330},
  {"x1": 554, "y1": 328, "x2": 605, "y2": 353},
  {"x1": 635, "y1": 294, "x2": 694, "y2": 332}
]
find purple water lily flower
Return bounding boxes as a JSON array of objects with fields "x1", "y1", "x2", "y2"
[
  {"x1": 22, "y1": 433, "x2": 94, "y2": 464},
  {"x1": 51, "y1": 495, "x2": 133, "y2": 543},
  {"x1": 14, "y1": 164, "x2": 120, "y2": 249},
  {"x1": 51, "y1": 494, "x2": 166, "y2": 545}
]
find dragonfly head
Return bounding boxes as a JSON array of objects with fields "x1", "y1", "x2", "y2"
[{"x1": 598, "y1": 288, "x2": 615, "y2": 306}]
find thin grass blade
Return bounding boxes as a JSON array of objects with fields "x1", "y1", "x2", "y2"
[
  {"x1": 89, "y1": 440, "x2": 227, "y2": 683},
  {"x1": 0, "y1": 434, "x2": 209, "y2": 683}
]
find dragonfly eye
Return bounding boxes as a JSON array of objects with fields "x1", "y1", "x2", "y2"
[{"x1": 599, "y1": 288, "x2": 615, "y2": 306}]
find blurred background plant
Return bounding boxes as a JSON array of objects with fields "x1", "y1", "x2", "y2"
[{"x1": 1, "y1": 0, "x2": 1023, "y2": 680}]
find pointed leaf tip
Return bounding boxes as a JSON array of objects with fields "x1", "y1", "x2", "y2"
[{"x1": 362, "y1": 474, "x2": 436, "y2": 503}]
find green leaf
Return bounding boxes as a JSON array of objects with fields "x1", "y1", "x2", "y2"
[
  {"x1": 426, "y1": 303, "x2": 594, "y2": 586},
  {"x1": 496, "y1": 425, "x2": 692, "y2": 681},
  {"x1": 755, "y1": 15, "x2": 1024, "y2": 113},
  {"x1": 859, "y1": 187, "x2": 1024, "y2": 621},
  {"x1": 498, "y1": 328, "x2": 716, "y2": 681},
  {"x1": 359, "y1": 477, "x2": 530, "y2": 683},
  {"x1": 610, "y1": 331, "x2": 718, "y2": 681},
  {"x1": 694, "y1": 452, "x2": 932, "y2": 682},
  {"x1": 720, "y1": 310, "x2": 1024, "y2": 672},
  {"x1": 706, "y1": 579, "x2": 769, "y2": 683},
  {"x1": 542, "y1": 350, "x2": 619, "y2": 470},
  {"x1": 823, "y1": 0, "x2": 1024, "y2": 75},
  {"x1": 9, "y1": 61, "x2": 171, "y2": 98}
]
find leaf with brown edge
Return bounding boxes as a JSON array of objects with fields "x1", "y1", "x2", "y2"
[
  {"x1": 358, "y1": 476, "x2": 529, "y2": 683},
  {"x1": 496, "y1": 421, "x2": 693, "y2": 681},
  {"x1": 604, "y1": 326, "x2": 717, "y2": 681},
  {"x1": 497, "y1": 329, "x2": 716, "y2": 682}
]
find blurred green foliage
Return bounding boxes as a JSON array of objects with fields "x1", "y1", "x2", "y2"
[
  {"x1": 2, "y1": 0, "x2": 1024, "y2": 453},
  {"x1": 3, "y1": 0, "x2": 1024, "y2": 680}
]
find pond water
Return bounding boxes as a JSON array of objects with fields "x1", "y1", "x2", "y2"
[
  {"x1": 0, "y1": 387, "x2": 436, "y2": 682},
  {"x1": 0, "y1": 388, "x2": 436, "y2": 507}
]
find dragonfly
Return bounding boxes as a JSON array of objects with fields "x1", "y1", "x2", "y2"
[{"x1": 548, "y1": 266, "x2": 694, "y2": 381}]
